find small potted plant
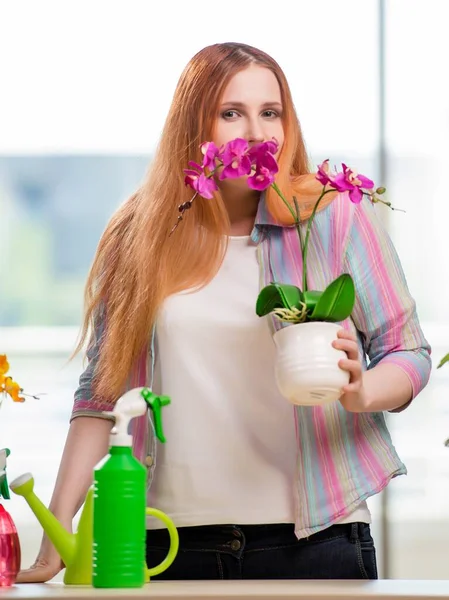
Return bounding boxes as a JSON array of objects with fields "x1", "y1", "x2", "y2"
[
  {"x1": 0, "y1": 354, "x2": 39, "y2": 587},
  {"x1": 173, "y1": 138, "x2": 393, "y2": 406}
]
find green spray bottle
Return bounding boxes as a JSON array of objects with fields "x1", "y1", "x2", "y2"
[{"x1": 92, "y1": 387, "x2": 178, "y2": 588}]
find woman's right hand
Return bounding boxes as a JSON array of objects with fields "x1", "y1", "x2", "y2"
[{"x1": 16, "y1": 533, "x2": 66, "y2": 583}]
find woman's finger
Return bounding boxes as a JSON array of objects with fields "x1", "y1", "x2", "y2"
[{"x1": 338, "y1": 358, "x2": 362, "y2": 380}]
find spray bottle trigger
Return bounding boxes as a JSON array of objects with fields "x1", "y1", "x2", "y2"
[
  {"x1": 140, "y1": 389, "x2": 171, "y2": 443},
  {"x1": 0, "y1": 448, "x2": 11, "y2": 500}
]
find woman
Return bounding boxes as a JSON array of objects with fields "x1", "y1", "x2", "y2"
[{"x1": 18, "y1": 42, "x2": 431, "y2": 581}]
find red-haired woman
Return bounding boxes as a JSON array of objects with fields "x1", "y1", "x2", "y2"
[{"x1": 19, "y1": 43, "x2": 430, "y2": 582}]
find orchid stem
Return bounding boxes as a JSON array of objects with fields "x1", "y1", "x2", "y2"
[
  {"x1": 292, "y1": 195, "x2": 304, "y2": 253},
  {"x1": 301, "y1": 188, "x2": 336, "y2": 292},
  {"x1": 169, "y1": 165, "x2": 222, "y2": 236},
  {"x1": 271, "y1": 182, "x2": 335, "y2": 293},
  {"x1": 271, "y1": 182, "x2": 298, "y2": 223},
  {"x1": 271, "y1": 183, "x2": 305, "y2": 278},
  {"x1": 271, "y1": 183, "x2": 306, "y2": 284}
]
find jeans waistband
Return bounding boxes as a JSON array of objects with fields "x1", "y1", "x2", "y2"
[{"x1": 147, "y1": 522, "x2": 368, "y2": 556}]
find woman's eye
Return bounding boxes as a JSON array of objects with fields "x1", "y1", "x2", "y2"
[
  {"x1": 222, "y1": 110, "x2": 239, "y2": 119},
  {"x1": 263, "y1": 110, "x2": 279, "y2": 118}
]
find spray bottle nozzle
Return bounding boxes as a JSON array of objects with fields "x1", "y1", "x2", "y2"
[
  {"x1": 103, "y1": 389, "x2": 148, "y2": 447},
  {"x1": 102, "y1": 388, "x2": 171, "y2": 447},
  {"x1": 140, "y1": 389, "x2": 170, "y2": 444}
]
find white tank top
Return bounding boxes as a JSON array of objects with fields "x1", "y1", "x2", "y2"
[{"x1": 147, "y1": 235, "x2": 370, "y2": 529}]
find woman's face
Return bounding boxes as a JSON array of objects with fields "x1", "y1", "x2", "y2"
[{"x1": 213, "y1": 65, "x2": 285, "y2": 155}]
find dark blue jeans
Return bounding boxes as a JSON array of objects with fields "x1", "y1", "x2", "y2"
[{"x1": 146, "y1": 522, "x2": 378, "y2": 580}]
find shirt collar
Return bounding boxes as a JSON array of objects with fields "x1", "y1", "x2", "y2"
[
  {"x1": 253, "y1": 191, "x2": 288, "y2": 228},
  {"x1": 250, "y1": 192, "x2": 292, "y2": 244}
]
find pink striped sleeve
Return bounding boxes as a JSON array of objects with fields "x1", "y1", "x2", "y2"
[
  {"x1": 344, "y1": 199, "x2": 431, "y2": 401},
  {"x1": 71, "y1": 305, "x2": 115, "y2": 421}
]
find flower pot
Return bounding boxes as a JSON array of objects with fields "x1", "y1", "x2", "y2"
[{"x1": 273, "y1": 321, "x2": 349, "y2": 406}]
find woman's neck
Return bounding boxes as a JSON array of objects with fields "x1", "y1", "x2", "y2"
[{"x1": 221, "y1": 185, "x2": 260, "y2": 236}]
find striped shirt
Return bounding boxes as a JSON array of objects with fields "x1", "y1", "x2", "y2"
[{"x1": 72, "y1": 191, "x2": 431, "y2": 538}]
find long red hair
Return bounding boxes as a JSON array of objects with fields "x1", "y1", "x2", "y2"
[{"x1": 75, "y1": 42, "x2": 336, "y2": 402}]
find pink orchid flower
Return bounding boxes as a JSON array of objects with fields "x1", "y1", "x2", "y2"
[
  {"x1": 200, "y1": 142, "x2": 221, "y2": 170},
  {"x1": 316, "y1": 160, "x2": 375, "y2": 204},
  {"x1": 219, "y1": 138, "x2": 252, "y2": 180},
  {"x1": 190, "y1": 172, "x2": 218, "y2": 199},
  {"x1": 316, "y1": 159, "x2": 332, "y2": 186},
  {"x1": 184, "y1": 162, "x2": 218, "y2": 199},
  {"x1": 247, "y1": 150, "x2": 279, "y2": 191},
  {"x1": 248, "y1": 138, "x2": 279, "y2": 162},
  {"x1": 183, "y1": 160, "x2": 203, "y2": 188},
  {"x1": 174, "y1": 137, "x2": 389, "y2": 242},
  {"x1": 248, "y1": 165, "x2": 277, "y2": 191}
]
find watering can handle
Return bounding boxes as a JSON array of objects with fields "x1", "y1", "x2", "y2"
[{"x1": 145, "y1": 508, "x2": 179, "y2": 580}]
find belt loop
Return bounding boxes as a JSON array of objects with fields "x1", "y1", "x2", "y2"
[{"x1": 349, "y1": 522, "x2": 359, "y2": 544}]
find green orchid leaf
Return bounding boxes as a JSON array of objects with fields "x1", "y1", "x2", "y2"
[
  {"x1": 303, "y1": 290, "x2": 322, "y2": 315},
  {"x1": 256, "y1": 283, "x2": 303, "y2": 317},
  {"x1": 310, "y1": 274, "x2": 355, "y2": 322},
  {"x1": 437, "y1": 353, "x2": 449, "y2": 369}
]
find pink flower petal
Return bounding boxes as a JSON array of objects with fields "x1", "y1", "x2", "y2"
[
  {"x1": 329, "y1": 172, "x2": 353, "y2": 192},
  {"x1": 184, "y1": 169, "x2": 200, "y2": 190},
  {"x1": 357, "y1": 174, "x2": 375, "y2": 190},
  {"x1": 316, "y1": 159, "x2": 331, "y2": 185},
  {"x1": 184, "y1": 169, "x2": 200, "y2": 178},
  {"x1": 220, "y1": 138, "x2": 249, "y2": 166},
  {"x1": 188, "y1": 161, "x2": 203, "y2": 173},
  {"x1": 219, "y1": 155, "x2": 252, "y2": 180},
  {"x1": 258, "y1": 152, "x2": 279, "y2": 174},
  {"x1": 200, "y1": 142, "x2": 220, "y2": 169},
  {"x1": 247, "y1": 166, "x2": 275, "y2": 191},
  {"x1": 348, "y1": 186, "x2": 363, "y2": 204},
  {"x1": 248, "y1": 139, "x2": 279, "y2": 160},
  {"x1": 195, "y1": 173, "x2": 218, "y2": 199}
]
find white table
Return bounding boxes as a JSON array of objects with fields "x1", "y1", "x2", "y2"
[{"x1": 3, "y1": 580, "x2": 449, "y2": 600}]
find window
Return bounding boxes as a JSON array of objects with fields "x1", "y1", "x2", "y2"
[{"x1": 1, "y1": 0, "x2": 446, "y2": 580}]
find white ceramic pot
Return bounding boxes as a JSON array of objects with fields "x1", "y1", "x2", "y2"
[{"x1": 273, "y1": 321, "x2": 349, "y2": 406}]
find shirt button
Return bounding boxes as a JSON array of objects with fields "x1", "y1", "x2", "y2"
[
  {"x1": 230, "y1": 540, "x2": 241, "y2": 551},
  {"x1": 144, "y1": 455, "x2": 153, "y2": 467}
]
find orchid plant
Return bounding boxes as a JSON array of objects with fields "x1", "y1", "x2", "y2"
[
  {"x1": 0, "y1": 354, "x2": 39, "y2": 405},
  {"x1": 0, "y1": 354, "x2": 39, "y2": 499},
  {"x1": 173, "y1": 137, "x2": 393, "y2": 325}
]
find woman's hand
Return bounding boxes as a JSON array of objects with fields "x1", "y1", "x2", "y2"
[
  {"x1": 16, "y1": 531, "x2": 66, "y2": 583},
  {"x1": 332, "y1": 329, "x2": 370, "y2": 412}
]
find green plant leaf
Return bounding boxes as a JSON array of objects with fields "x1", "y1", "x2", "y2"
[
  {"x1": 437, "y1": 353, "x2": 449, "y2": 369},
  {"x1": 303, "y1": 290, "x2": 322, "y2": 315},
  {"x1": 310, "y1": 274, "x2": 355, "y2": 322},
  {"x1": 256, "y1": 283, "x2": 303, "y2": 317}
]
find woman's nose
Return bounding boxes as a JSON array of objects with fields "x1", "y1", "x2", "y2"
[{"x1": 246, "y1": 118, "x2": 264, "y2": 144}]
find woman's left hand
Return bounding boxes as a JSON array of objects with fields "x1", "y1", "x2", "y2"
[{"x1": 332, "y1": 329, "x2": 370, "y2": 412}]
